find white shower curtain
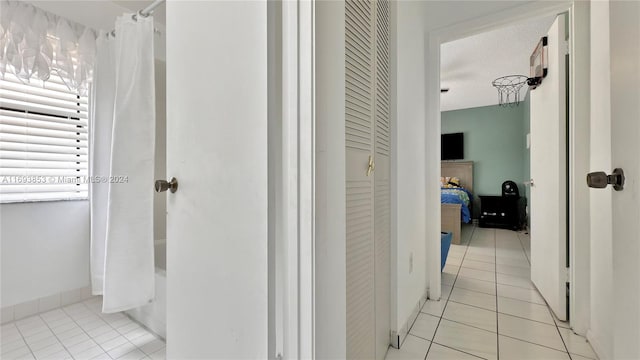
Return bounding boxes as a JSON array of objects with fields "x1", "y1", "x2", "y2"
[{"x1": 90, "y1": 14, "x2": 156, "y2": 313}]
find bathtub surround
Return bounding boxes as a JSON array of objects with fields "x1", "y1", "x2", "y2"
[
  {"x1": 126, "y1": 269, "x2": 167, "y2": 339},
  {"x1": 90, "y1": 14, "x2": 156, "y2": 313}
]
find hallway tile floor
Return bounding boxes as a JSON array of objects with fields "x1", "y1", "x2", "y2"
[
  {"x1": 387, "y1": 225, "x2": 598, "y2": 360},
  {"x1": 1, "y1": 298, "x2": 164, "y2": 360}
]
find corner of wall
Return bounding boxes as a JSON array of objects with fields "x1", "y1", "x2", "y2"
[
  {"x1": 586, "y1": 329, "x2": 610, "y2": 360},
  {"x1": 394, "y1": 0, "x2": 434, "y2": 340},
  {"x1": 390, "y1": 287, "x2": 428, "y2": 349}
]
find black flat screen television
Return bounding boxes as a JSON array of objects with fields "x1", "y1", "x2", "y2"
[{"x1": 441, "y1": 133, "x2": 464, "y2": 160}]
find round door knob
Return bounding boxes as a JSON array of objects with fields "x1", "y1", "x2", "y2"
[
  {"x1": 155, "y1": 177, "x2": 178, "y2": 193},
  {"x1": 586, "y1": 168, "x2": 624, "y2": 191}
]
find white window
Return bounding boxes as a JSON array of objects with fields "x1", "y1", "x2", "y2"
[{"x1": 0, "y1": 73, "x2": 89, "y2": 203}]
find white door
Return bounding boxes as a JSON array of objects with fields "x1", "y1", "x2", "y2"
[
  {"x1": 609, "y1": 1, "x2": 640, "y2": 357},
  {"x1": 345, "y1": 0, "x2": 375, "y2": 356},
  {"x1": 374, "y1": 156, "x2": 390, "y2": 359},
  {"x1": 345, "y1": 0, "x2": 390, "y2": 358},
  {"x1": 165, "y1": 1, "x2": 268, "y2": 358},
  {"x1": 529, "y1": 15, "x2": 568, "y2": 320}
]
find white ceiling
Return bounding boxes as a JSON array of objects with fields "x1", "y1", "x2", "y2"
[{"x1": 440, "y1": 15, "x2": 556, "y2": 112}]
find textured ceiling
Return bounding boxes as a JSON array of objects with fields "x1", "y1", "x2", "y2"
[{"x1": 440, "y1": 15, "x2": 556, "y2": 112}]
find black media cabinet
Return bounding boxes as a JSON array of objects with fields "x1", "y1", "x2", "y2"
[{"x1": 478, "y1": 195, "x2": 526, "y2": 230}]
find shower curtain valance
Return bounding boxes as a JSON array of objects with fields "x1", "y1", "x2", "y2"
[{"x1": 0, "y1": 0, "x2": 97, "y2": 95}]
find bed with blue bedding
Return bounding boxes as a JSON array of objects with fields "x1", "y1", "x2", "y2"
[
  {"x1": 441, "y1": 188, "x2": 472, "y2": 223},
  {"x1": 441, "y1": 161, "x2": 474, "y2": 245}
]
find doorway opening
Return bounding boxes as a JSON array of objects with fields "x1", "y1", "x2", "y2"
[
  {"x1": 424, "y1": 0, "x2": 591, "y2": 337},
  {"x1": 438, "y1": 12, "x2": 559, "y2": 310}
]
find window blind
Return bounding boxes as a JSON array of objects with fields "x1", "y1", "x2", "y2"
[{"x1": 0, "y1": 73, "x2": 89, "y2": 203}]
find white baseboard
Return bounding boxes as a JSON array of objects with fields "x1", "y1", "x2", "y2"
[
  {"x1": 390, "y1": 288, "x2": 428, "y2": 349},
  {"x1": 586, "y1": 329, "x2": 609, "y2": 360}
]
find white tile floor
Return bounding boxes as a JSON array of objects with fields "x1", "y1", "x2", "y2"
[
  {"x1": 1, "y1": 297, "x2": 165, "y2": 360},
  {"x1": 387, "y1": 225, "x2": 598, "y2": 360}
]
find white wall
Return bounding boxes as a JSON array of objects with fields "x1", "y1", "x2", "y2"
[
  {"x1": 587, "y1": 1, "x2": 613, "y2": 357},
  {"x1": 315, "y1": 0, "x2": 347, "y2": 357},
  {"x1": 0, "y1": 201, "x2": 90, "y2": 306},
  {"x1": 393, "y1": 0, "x2": 429, "y2": 334}
]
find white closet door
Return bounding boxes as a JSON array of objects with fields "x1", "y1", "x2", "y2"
[
  {"x1": 374, "y1": 0, "x2": 391, "y2": 358},
  {"x1": 345, "y1": 0, "x2": 391, "y2": 358},
  {"x1": 529, "y1": 15, "x2": 568, "y2": 321},
  {"x1": 345, "y1": 0, "x2": 375, "y2": 358}
]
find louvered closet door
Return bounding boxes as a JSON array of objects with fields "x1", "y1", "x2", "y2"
[
  {"x1": 346, "y1": 0, "x2": 375, "y2": 358},
  {"x1": 345, "y1": 0, "x2": 390, "y2": 359},
  {"x1": 373, "y1": 0, "x2": 390, "y2": 358}
]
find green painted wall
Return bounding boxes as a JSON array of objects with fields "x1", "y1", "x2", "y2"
[{"x1": 442, "y1": 103, "x2": 528, "y2": 217}]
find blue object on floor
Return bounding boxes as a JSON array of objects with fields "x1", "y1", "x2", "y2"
[{"x1": 441, "y1": 232, "x2": 452, "y2": 271}]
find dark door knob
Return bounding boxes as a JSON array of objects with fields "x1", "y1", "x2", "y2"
[
  {"x1": 155, "y1": 177, "x2": 178, "y2": 193},
  {"x1": 586, "y1": 168, "x2": 624, "y2": 191}
]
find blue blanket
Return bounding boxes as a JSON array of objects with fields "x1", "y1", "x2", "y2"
[{"x1": 441, "y1": 188, "x2": 472, "y2": 223}]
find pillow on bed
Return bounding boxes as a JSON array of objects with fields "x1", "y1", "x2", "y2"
[
  {"x1": 441, "y1": 177, "x2": 460, "y2": 188},
  {"x1": 441, "y1": 176, "x2": 462, "y2": 188},
  {"x1": 447, "y1": 177, "x2": 461, "y2": 187}
]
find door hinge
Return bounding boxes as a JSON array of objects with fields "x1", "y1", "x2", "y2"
[
  {"x1": 565, "y1": 267, "x2": 571, "y2": 282},
  {"x1": 564, "y1": 40, "x2": 570, "y2": 55}
]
